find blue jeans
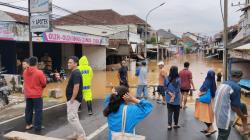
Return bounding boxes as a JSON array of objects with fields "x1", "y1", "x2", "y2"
[
  {"x1": 25, "y1": 98, "x2": 43, "y2": 131},
  {"x1": 136, "y1": 85, "x2": 148, "y2": 99}
]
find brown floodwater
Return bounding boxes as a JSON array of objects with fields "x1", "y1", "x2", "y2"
[
  {"x1": 105, "y1": 53, "x2": 223, "y2": 99},
  {"x1": 42, "y1": 53, "x2": 249, "y2": 107}
]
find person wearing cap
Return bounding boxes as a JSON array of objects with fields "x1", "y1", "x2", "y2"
[
  {"x1": 214, "y1": 70, "x2": 249, "y2": 140},
  {"x1": 157, "y1": 61, "x2": 167, "y2": 104},
  {"x1": 136, "y1": 61, "x2": 148, "y2": 99}
]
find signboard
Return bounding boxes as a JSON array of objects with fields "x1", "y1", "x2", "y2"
[
  {"x1": 0, "y1": 22, "x2": 14, "y2": 40},
  {"x1": 229, "y1": 50, "x2": 250, "y2": 60},
  {"x1": 42, "y1": 29, "x2": 109, "y2": 46},
  {"x1": 0, "y1": 22, "x2": 29, "y2": 41},
  {"x1": 30, "y1": 0, "x2": 52, "y2": 13},
  {"x1": 30, "y1": 14, "x2": 51, "y2": 32},
  {"x1": 0, "y1": 22, "x2": 109, "y2": 46}
]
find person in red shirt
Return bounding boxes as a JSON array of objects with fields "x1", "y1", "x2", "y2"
[
  {"x1": 179, "y1": 62, "x2": 195, "y2": 109},
  {"x1": 23, "y1": 56, "x2": 46, "y2": 132}
]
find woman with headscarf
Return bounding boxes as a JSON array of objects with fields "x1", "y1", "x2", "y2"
[{"x1": 195, "y1": 70, "x2": 217, "y2": 136}]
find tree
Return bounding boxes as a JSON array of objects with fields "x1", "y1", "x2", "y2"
[{"x1": 150, "y1": 36, "x2": 157, "y2": 45}]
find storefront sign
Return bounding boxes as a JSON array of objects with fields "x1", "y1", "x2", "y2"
[
  {"x1": 30, "y1": 0, "x2": 52, "y2": 13},
  {"x1": 0, "y1": 22, "x2": 14, "y2": 40},
  {"x1": 43, "y1": 29, "x2": 109, "y2": 46},
  {"x1": 0, "y1": 22, "x2": 29, "y2": 41},
  {"x1": 0, "y1": 22, "x2": 108, "y2": 46},
  {"x1": 229, "y1": 50, "x2": 250, "y2": 60},
  {"x1": 30, "y1": 14, "x2": 51, "y2": 32}
]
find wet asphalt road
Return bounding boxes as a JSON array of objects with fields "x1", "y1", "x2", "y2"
[{"x1": 0, "y1": 99, "x2": 243, "y2": 140}]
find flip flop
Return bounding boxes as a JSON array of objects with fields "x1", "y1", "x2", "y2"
[
  {"x1": 173, "y1": 125, "x2": 181, "y2": 129},
  {"x1": 200, "y1": 130, "x2": 208, "y2": 133},
  {"x1": 25, "y1": 125, "x2": 33, "y2": 130},
  {"x1": 156, "y1": 100, "x2": 162, "y2": 104},
  {"x1": 205, "y1": 130, "x2": 217, "y2": 137},
  {"x1": 168, "y1": 126, "x2": 172, "y2": 131},
  {"x1": 242, "y1": 131, "x2": 250, "y2": 135}
]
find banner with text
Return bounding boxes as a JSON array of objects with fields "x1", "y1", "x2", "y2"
[{"x1": 43, "y1": 29, "x2": 109, "y2": 46}]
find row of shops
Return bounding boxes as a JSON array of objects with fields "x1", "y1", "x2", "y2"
[
  {"x1": 0, "y1": 21, "x2": 108, "y2": 74},
  {"x1": 0, "y1": 9, "x2": 147, "y2": 74}
]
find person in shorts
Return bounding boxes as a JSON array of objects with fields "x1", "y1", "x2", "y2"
[
  {"x1": 179, "y1": 62, "x2": 195, "y2": 109},
  {"x1": 157, "y1": 61, "x2": 167, "y2": 105}
]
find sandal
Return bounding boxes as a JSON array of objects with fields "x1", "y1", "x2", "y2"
[
  {"x1": 205, "y1": 130, "x2": 217, "y2": 137},
  {"x1": 25, "y1": 125, "x2": 33, "y2": 130},
  {"x1": 168, "y1": 126, "x2": 172, "y2": 130},
  {"x1": 173, "y1": 125, "x2": 181, "y2": 129},
  {"x1": 200, "y1": 129, "x2": 208, "y2": 133},
  {"x1": 242, "y1": 130, "x2": 250, "y2": 135}
]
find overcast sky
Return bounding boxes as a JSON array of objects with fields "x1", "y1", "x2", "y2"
[{"x1": 0, "y1": 0, "x2": 245, "y2": 36}]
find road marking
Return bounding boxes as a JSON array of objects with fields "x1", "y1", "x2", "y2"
[
  {"x1": 87, "y1": 123, "x2": 108, "y2": 140},
  {"x1": 0, "y1": 103, "x2": 66, "y2": 125}
]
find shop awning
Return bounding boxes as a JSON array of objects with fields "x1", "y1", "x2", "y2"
[{"x1": 234, "y1": 43, "x2": 250, "y2": 50}]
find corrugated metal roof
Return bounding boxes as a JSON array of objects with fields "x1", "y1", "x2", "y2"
[{"x1": 234, "y1": 43, "x2": 250, "y2": 50}]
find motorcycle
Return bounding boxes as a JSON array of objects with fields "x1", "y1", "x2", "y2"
[
  {"x1": 0, "y1": 68, "x2": 12, "y2": 108},
  {"x1": 43, "y1": 67, "x2": 67, "y2": 83},
  {"x1": 59, "y1": 67, "x2": 67, "y2": 81}
]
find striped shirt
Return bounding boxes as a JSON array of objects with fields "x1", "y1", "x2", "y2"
[{"x1": 214, "y1": 80, "x2": 241, "y2": 130}]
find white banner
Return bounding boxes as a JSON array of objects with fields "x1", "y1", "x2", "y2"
[
  {"x1": 30, "y1": 0, "x2": 52, "y2": 13},
  {"x1": 30, "y1": 14, "x2": 51, "y2": 32}
]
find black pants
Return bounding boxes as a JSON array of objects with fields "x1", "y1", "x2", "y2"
[
  {"x1": 167, "y1": 103, "x2": 180, "y2": 126},
  {"x1": 120, "y1": 80, "x2": 129, "y2": 88},
  {"x1": 217, "y1": 127, "x2": 231, "y2": 140},
  {"x1": 25, "y1": 98, "x2": 43, "y2": 131},
  {"x1": 217, "y1": 103, "x2": 248, "y2": 140}
]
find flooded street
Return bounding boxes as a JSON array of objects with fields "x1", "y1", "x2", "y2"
[
  {"x1": 104, "y1": 53, "x2": 223, "y2": 99},
  {"x1": 39, "y1": 53, "x2": 250, "y2": 106},
  {"x1": 1, "y1": 53, "x2": 246, "y2": 140}
]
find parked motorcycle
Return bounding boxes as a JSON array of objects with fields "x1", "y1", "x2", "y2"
[
  {"x1": 43, "y1": 67, "x2": 67, "y2": 83},
  {"x1": 0, "y1": 68, "x2": 12, "y2": 108},
  {"x1": 60, "y1": 67, "x2": 67, "y2": 81}
]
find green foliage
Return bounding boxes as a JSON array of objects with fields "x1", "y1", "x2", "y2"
[
  {"x1": 150, "y1": 36, "x2": 157, "y2": 45},
  {"x1": 185, "y1": 47, "x2": 191, "y2": 54}
]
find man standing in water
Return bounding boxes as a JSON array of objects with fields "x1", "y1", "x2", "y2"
[
  {"x1": 66, "y1": 56, "x2": 86, "y2": 140},
  {"x1": 156, "y1": 61, "x2": 167, "y2": 105},
  {"x1": 136, "y1": 61, "x2": 148, "y2": 99},
  {"x1": 118, "y1": 60, "x2": 129, "y2": 87},
  {"x1": 179, "y1": 62, "x2": 195, "y2": 109}
]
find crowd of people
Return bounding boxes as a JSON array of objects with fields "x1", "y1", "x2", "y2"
[
  {"x1": 113, "y1": 60, "x2": 249, "y2": 140},
  {"x1": 22, "y1": 56, "x2": 94, "y2": 140},
  {"x1": 21, "y1": 55, "x2": 249, "y2": 140}
]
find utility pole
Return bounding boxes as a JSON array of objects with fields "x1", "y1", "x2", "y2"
[
  {"x1": 223, "y1": 0, "x2": 228, "y2": 81},
  {"x1": 28, "y1": 0, "x2": 33, "y2": 56},
  {"x1": 144, "y1": 2, "x2": 166, "y2": 59}
]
